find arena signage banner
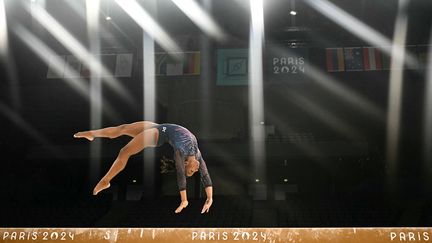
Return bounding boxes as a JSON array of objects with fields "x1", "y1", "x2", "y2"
[
  {"x1": 1, "y1": 228, "x2": 431, "y2": 243},
  {"x1": 266, "y1": 45, "x2": 308, "y2": 81}
]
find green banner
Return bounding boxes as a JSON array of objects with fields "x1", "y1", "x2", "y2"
[{"x1": 216, "y1": 49, "x2": 249, "y2": 86}]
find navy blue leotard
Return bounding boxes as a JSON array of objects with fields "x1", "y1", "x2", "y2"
[{"x1": 153, "y1": 123, "x2": 212, "y2": 191}]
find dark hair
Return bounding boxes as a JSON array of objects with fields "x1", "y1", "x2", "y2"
[{"x1": 160, "y1": 156, "x2": 175, "y2": 174}]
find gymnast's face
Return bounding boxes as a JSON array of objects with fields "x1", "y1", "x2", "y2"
[{"x1": 185, "y1": 156, "x2": 200, "y2": 177}]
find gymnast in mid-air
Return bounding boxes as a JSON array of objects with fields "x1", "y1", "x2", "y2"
[{"x1": 74, "y1": 121, "x2": 213, "y2": 214}]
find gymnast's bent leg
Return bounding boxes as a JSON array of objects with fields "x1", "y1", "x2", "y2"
[
  {"x1": 93, "y1": 128, "x2": 159, "y2": 195},
  {"x1": 74, "y1": 121, "x2": 158, "y2": 141}
]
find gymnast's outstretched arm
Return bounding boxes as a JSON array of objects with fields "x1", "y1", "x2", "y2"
[
  {"x1": 197, "y1": 149, "x2": 213, "y2": 213},
  {"x1": 174, "y1": 150, "x2": 188, "y2": 213}
]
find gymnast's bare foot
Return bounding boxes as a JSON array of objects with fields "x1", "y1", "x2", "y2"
[
  {"x1": 93, "y1": 180, "x2": 110, "y2": 195},
  {"x1": 73, "y1": 131, "x2": 94, "y2": 141}
]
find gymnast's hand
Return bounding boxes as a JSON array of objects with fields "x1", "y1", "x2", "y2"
[
  {"x1": 201, "y1": 198, "x2": 213, "y2": 214},
  {"x1": 175, "y1": 200, "x2": 188, "y2": 213}
]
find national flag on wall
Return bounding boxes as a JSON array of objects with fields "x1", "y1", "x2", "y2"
[
  {"x1": 100, "y1": 54, "x2": 117, "y2": 75},
  {"x1": 80, "y1": 54, "x2": 117, "y2": 78},
  {"x1": 344, "y1": 47, "x2": 363, "y2": 71},
  {"x1": 155, "y1": 52, "x2": 201, "y2": 76},
  {"x1": 362, "y1": 47, "x2": 382, "y2": 71},
  {"x1": 325, "y1": 48, "x2": 344, "y2": 72},
  {"x1": 80, "y1": 64, "x2": 91, "y2": 78},
  {"x1": 186, "y1": 52, "x2": 200, "y2": 75},
  {"x1": 47, "y1": 53, "x2": 135, "y2": 79}
]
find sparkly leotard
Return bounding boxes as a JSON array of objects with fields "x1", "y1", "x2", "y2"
[{"x1": 153, "y1": 123, "x2": 212, "y2": 191}]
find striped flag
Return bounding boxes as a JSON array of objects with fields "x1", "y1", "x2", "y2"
[
  {"x1": 326, "y1": 48, "x2": 345, "y2": 72},
  {"x1": 155, "y1": 52, "x2": 201, "y2": 76},
  {"x1": 79, "y1": 54, "x2": 116, "y2": 78},
  {"x1": 363, "y1": 47, "x2": 382, "y2": 71},
  {"x1": 344, "y1": 47, "x2": 363, "y2": 71},
  {"x1": 186, "y1": 52, "x2": 200, "y2": 75}
]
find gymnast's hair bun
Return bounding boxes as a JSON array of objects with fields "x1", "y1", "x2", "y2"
[{"x1": 160, "y1": 156, "x2": 175, "y2": 174}]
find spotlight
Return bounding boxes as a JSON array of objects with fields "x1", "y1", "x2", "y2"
[
  {"x1": 249, "y1": 0, "x2": 266, "y2": 184},
  {"x1": 132, "y1": 179, "x2": 137, "y2": 183},
  {"x1": 283, "y1": 179, "x2": 288, "y2": 182},
  {"x1": 24, "y1": 3, "x2": 134, "y2": 106},
  {"x1": 255, "y1": 179, "x2": 260, "y2": 182},
  {"x1": 106, "y1": 16, "x2": 111, "y2": 21},
  {"x1": 115, "y1": 0, "x2": 181, "y2": 53},
  {"x1": 290, "y1": 10, "x2": 297, "y2": 16}
]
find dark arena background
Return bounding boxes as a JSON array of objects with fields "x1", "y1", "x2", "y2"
[{"x1": 0, "y1": 0, "x2": 432, "y2": 228}]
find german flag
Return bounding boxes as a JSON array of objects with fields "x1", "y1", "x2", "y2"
[
  {"x1": 155, "y1": 52, "x2": 201, "y2": 76},
  {"x1": 184, "y1": 52, "x2": 201, "y2": 75},
  {"x1": 325, "y1": 48, "x2": 345, "y2": 72}
]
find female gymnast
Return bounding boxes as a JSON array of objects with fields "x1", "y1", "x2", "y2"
[{"x1": 74, "y1": 121, "x2": 213, "y2": 214}]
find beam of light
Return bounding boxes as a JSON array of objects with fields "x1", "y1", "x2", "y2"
[
  {"x1": 12, "y1": 23, "x2": 120, "y2": 121},
  {"x1": 103, "y1": 18, "x2": 137, "y2": 48},
  {"x1": 87, "y1": 0, "x2": 100, "y2": 34},
  {"x1": 423, "y1": 30, "x2": 432, "y2": 190},
  {"x1": 270, "y1": 46, "x2": 385, "y2": 121},
  {"x1": 280, "y1": 87, "x2": 365, "y2": 141},
  {"x1": 171, "y1": 0, "x2": 227, "y2": 42},
  {"x1": 86, "y1": 0, "x2": 102, "y2": 189},
  {"x1": 143, "y1": 36, "x2": 156, "y2": 128},
  {"x1": 249, "y1": 0, "x2": 266, "y2": 183},
  {"x1": 135, "y1": 0, "x2": 158, "y2": 199},
  {"x1": 24, "y1": 3, "x2": 135, "y2": 107},
  {"x1": 29, "y1": 0, "x2": 46, "y2": 14},
  {"x1": 29, "y1": 0, "x2": 46, "y2": 38},
  {"x1": 304, "y1": 0, "x2": 419, "y2": 71},
  {"x1": 265, "y1": 110, "x2": 338, "y2": 169},
  {"x1": 309, "y1": 65, "x2": 385, "y2": 121},
  {"x1": 62, "y1": 1, "x2": 137, "y2": 50},
  {"x1": 0, "y1": 102, "x2": 63, "y2": 159},
  {"x1": 0, "y1": 0, "x2": 8, "y2": 57},
  {"x1": 142, "y1": 25, "x2": 157, "y2": 198},
  {"x1": 63, "y1": 0, "x2": 86, "y2": 19},
  {"x1": 114, "y1": 0, "x2": 181, "y2": 54},
  {"x1": 0, "y1": 0, "x2": 21, "y2": 111},
  {"x1": 38, "y1": 0, "x2": 45, "y2": 8},
  {"x1": 199, "y1": 0, "x2": 212, "y2": 145},
  {"x1": 386, "y1": 0, "x2": 409, "y2": 191}
]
